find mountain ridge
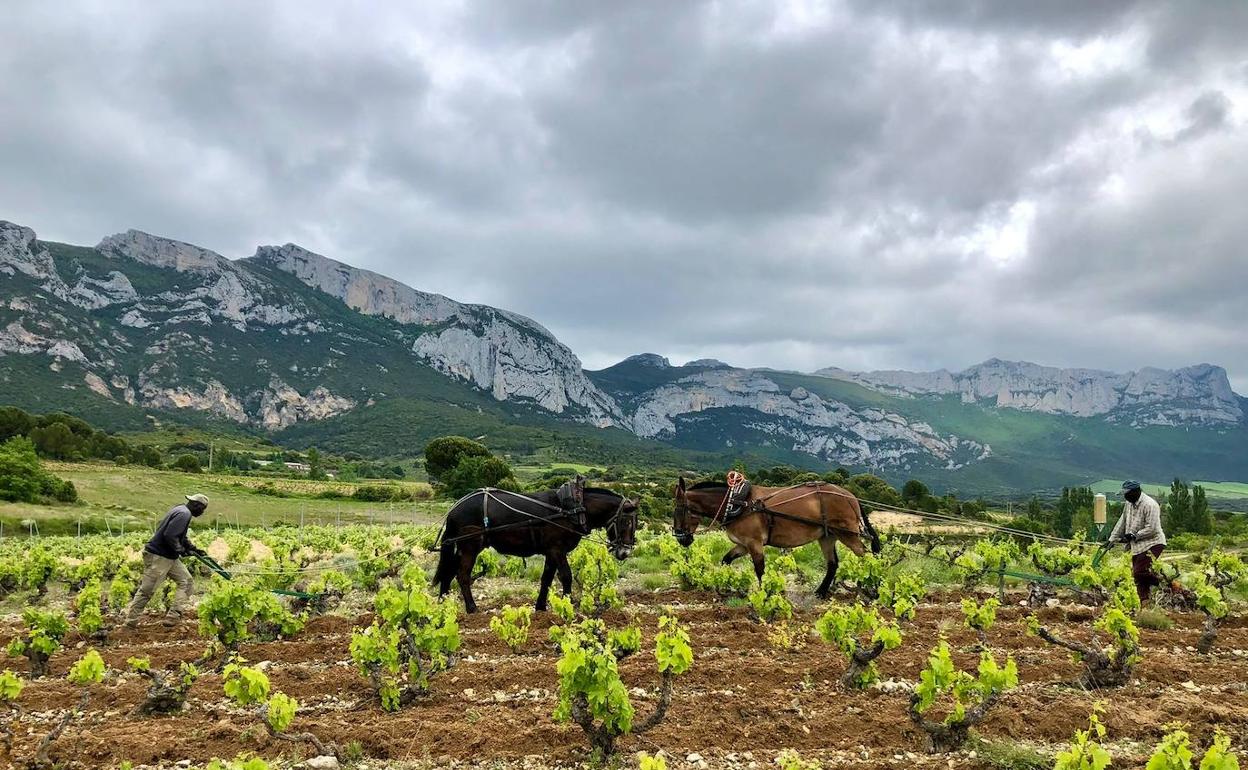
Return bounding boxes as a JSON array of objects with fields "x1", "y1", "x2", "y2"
[
  {"x1": 812, "y1": 357, "x2": 1242, "y2": 426},
  {"x1": 4, "y1": 218, "x2": 1246, "y2": 490}
]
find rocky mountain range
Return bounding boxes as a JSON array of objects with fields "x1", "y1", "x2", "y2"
[
  {"x1": 3, "y1": 218, "x2": 1246, "y2": 488},
  {"x1": 814, "y1": 359, "x2": 1243, "y2": 427}
]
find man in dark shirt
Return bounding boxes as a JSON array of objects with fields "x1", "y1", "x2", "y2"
[{"x1": 123, "y1": 494, "x2": 209, "y2": 627}]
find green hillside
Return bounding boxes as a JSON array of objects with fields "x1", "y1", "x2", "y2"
[{"x1": 771, "y1": 371, "x2": 1248, "y2": 494}]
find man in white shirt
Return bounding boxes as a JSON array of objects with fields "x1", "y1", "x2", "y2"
[{"x1": 1108, "y1": 480, "x2": 1167, "y2": 603}]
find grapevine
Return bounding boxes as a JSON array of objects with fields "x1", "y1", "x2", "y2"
[
  {"x1": 6, "y1": 608, "x2": 70, "y2": 678},
  {"x1": 1027, "y1": 607, "x2": 1139, "y2": 688},
  {"x1": 553, "y1": 613, "x2": 692, "y2": 757},
  {"x1": 909, "y1": 639, "x2": 1018, "y2": 752},
  {"x1": 815, "y1": 603, "x2": 902, "y2": 689}
]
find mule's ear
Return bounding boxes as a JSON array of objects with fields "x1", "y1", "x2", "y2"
[{"x1": 677, "y1": 476, "x2": 686, "y2": 491}]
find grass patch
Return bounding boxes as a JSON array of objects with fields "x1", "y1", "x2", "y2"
[
  {"x1": 640, "y1": 573, "x2": 672, "y2": 591},
  {"x1": 0, "y1": 461, "x2": 448, "y2": 532},
  {"x1": 621, "y1": 553, "x2": 667, "y2": 577},
  {"x1": 1137, "y1": 608, "x2": 1174, "y2": 631},
  {"x1": 973, "y1": 738, "x2": 1051, "y2": 770}
]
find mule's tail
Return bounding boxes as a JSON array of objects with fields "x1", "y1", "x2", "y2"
[
  {"x1": 859, "y1": 502, "x2": 882, "y2": 554},
  {"x1": 431, "y1": 523, "x2": 458, "y2": 592}
]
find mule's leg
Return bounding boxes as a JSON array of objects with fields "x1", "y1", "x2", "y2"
[
  {"x1": 535, "y1": 556, "x2": 558, "y2": 611},
  {"x1": 457, "y1": 548, "x2": 480, "y2": 614},
  {"x1": 815, "y1": 536, "x2": 840, "y2": 599},
  {"x1": 749, "y1": 543, "x2": 766, "y2": 583},
  {"x1": 838, "y1": 531, "x2": 868, "y2": 557},
  {"x1": 556, "y1": 553, "x2": 574, "y2": 595},
  {"x1": 721, "y1": 544, "x2": 747, "y2": 565}
]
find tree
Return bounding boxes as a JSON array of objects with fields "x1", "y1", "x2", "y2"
[
  {"x1": 0, "y1": 407, "x2": 35, "y2": 443},
  {"x1": 29, "y1": 422, "x2": 77, "y2": 460},
  {"x1": 0, "y1": 437, "x2": 76, "y2": 504},
  {"x1": 845, "y1": 474, "x2": 902, "y2": 510},
  {"x1": 441, "y1": 455, "x2": 516, "y2": 498},
  {"x1": 902, "y1": 479, "x2": 930, "y2": 504},
  {"x1": 1191, "y1": 484, "x2": 1212, "y2": 536},
  {"x1": 1167, "y1": 479, "x2": 1192, "y2": 534},
  {"x1": 1054, "y1": 487, "x2": 1094, "y2": 539},
  {"x1": 306, "y1": 448, "x2": 326, "y2": 480},
  {"x1": 0, "y1": 437, "x2": 44, "y2": 503},
  {"x1": 423, "y1": 436, "x2": 491, "y2": 481},
  {"x1": 172, "y1": 454, "x2": 203, "y2": 474}
]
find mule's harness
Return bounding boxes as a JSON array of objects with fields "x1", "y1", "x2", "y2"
[
  {"x1": 682, "y1": 481, "x2": 869, "y2": 544},
  {"x1": 433, "y1": 487, "x2": 635, "y2": 551}
]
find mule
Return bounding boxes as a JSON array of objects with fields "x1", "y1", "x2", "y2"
[
  {"x1": 672, "y1": 477, "x2": 881, "y2": 598},
  {"x1": 433, "y1": 486, "x2": 637, "y2": 613}
]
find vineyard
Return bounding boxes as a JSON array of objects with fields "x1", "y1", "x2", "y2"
[{"x1": 2, "y1": 521, "x2": 1247, "y2": 770}]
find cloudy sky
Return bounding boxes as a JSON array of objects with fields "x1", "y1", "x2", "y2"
[{"x1": 2, "y1": 1, "x2": 1246, "y2": 390}]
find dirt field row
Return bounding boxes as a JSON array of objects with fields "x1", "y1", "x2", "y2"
[{"x1": 5, "y1": 589, "x2": 1248, "y2": 769}]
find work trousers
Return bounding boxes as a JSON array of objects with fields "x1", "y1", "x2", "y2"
[
  {"x1": 124, "y1": 551, "x2": 193, "y2": 620},
  {"x1": 1131, "y1": 544, "x2": 1165, "y2": 603}
]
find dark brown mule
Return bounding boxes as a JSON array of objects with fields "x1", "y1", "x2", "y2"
[
  {"x1": 433, "y1": 487, "x2": 638, "y2": 613},
  {"x1": 673, "y1": 477, "x2": 881, "y2": 598}
]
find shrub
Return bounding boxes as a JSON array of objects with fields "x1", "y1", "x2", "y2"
[
  {"x1": 129, "y1": 656, "x2": 199, "y2": 714},
  {"x1": 350, "y1": 578, "x2": 460, "y2": 711},
  {"x1": 908, "y1": 640, "x2": 1018, "y2": 752},
  {"x1": 660, "y1": 535, "x2": 752, "y2": 596},
  {"x1": 1189, "y1": 572, "x2": 1229, "y2": 654},
  {"x1": 639, "y1": 753, "x2": 668, "y2": 770},
  {"x1": 1144, "y1": 727, "x2": 1242, "y2": 770},
  {"x1": 1027, "y1": 608, "x2": 1139, "y2": 688},
  {"x1": 878, "y1": 571, "x2": 926, "y2": 620},
  {"x1": 197, "y1": 580, "x2": 305, "y2": 650},
  {"x1": 1053, "y1": 705, "x2": 1112, "y2": 770},
  {"x1": 569, "y1": 541, "x2": 624, "y2": 615},
  {"x1": 1028, "y1": 540, "x2": 1089, "y2": 578},
  {"x1": 1, "y1": 669, "x2": 24, "y2": 754},
  {"x1": 223, "y1": 658, "x2": 338, "y2": 760},
  {"x1": 108, "y1": 572, "x2": 137, "y2": 614},
  {"x1": 553, "y1": 613, "x2": 692, "y2": 757},
  {"x1": 815, "y1": 603, "x2": 902, "y2": 689},
  {"x1": 836, "y1": 550, "x2": 890, "y2": 601},
  {"x1": 961, "y1": 597, "x2": 1000, "y2": 648},
  {"x1": 776, "y1": 750, "x2": 822, "y2": 770},
  {"x1": 1147, "y1": 727, "x2": 1194, "y2": 770},
  {"x1": 172, "y1": 454, "x2": 202, "y2": 473},
  {"x1": 351, "y1": 484, "x2": 406, "y2": 502},
  {"x1": 207, "y1": 756, "x2": 271, "y2": 770},
  {"x1": 953, "y1": 540, "x2": 1019, "y2": 590},
  {"x1": 6, "y1": 608, "x2": 70, "y2": 677},
  {"x1": 490, "y1": 604, "x2": 534, "y2": 653},
  {"x1": 31, "y1": 649, "x2": 105, "y2": 767},
  {"x1": 748, "y1": 556, "x2": 794, "y2": 624},
  {"x1": 75, "y1": 579, "x2": 105, "y2": 637}
]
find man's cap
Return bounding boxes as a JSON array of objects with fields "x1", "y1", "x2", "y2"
[
  {"x1": 1121, "y1": 480, "x2": 1142, "y2": 493},
  {"x1": 185, "y1": 493, "x2": 210, "y2": 506}
]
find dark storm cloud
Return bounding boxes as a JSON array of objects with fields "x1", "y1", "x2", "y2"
[{"x1": 1, "y1": 0, "x2": 1246, "y2": 391}]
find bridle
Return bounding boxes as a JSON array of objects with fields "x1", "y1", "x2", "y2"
[
  {"x1": 601, "y1": 495, "x2": 639, "y2": 550},
  {"x1": 672, "y1": 493, "x2": 700, "y2": 543}
]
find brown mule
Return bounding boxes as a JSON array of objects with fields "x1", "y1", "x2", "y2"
[{"x1": 673, "y1": 477, "x2": 881, "y2": 598}]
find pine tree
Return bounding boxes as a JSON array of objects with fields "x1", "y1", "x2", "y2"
[
  {"x1": 1167, "y1": 479, "x2": 1192, "y2": 534},
  {"x1": 307, "y1": 447, "x2": 326, "y2": 481},
  {"x1": 1191, "y1": 484, "x2": 1212, "y2": 536},
  {"x1": 1055, "y1": 488, "x2": 1075, "y2": 538}
]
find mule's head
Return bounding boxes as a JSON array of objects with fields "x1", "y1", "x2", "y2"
[
  {"x1": 673, "y1": 477, "x2": 698, "y2": 547},
  {"x1": 607, "y1": 497, "x2": 639, "y2": 561}
]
